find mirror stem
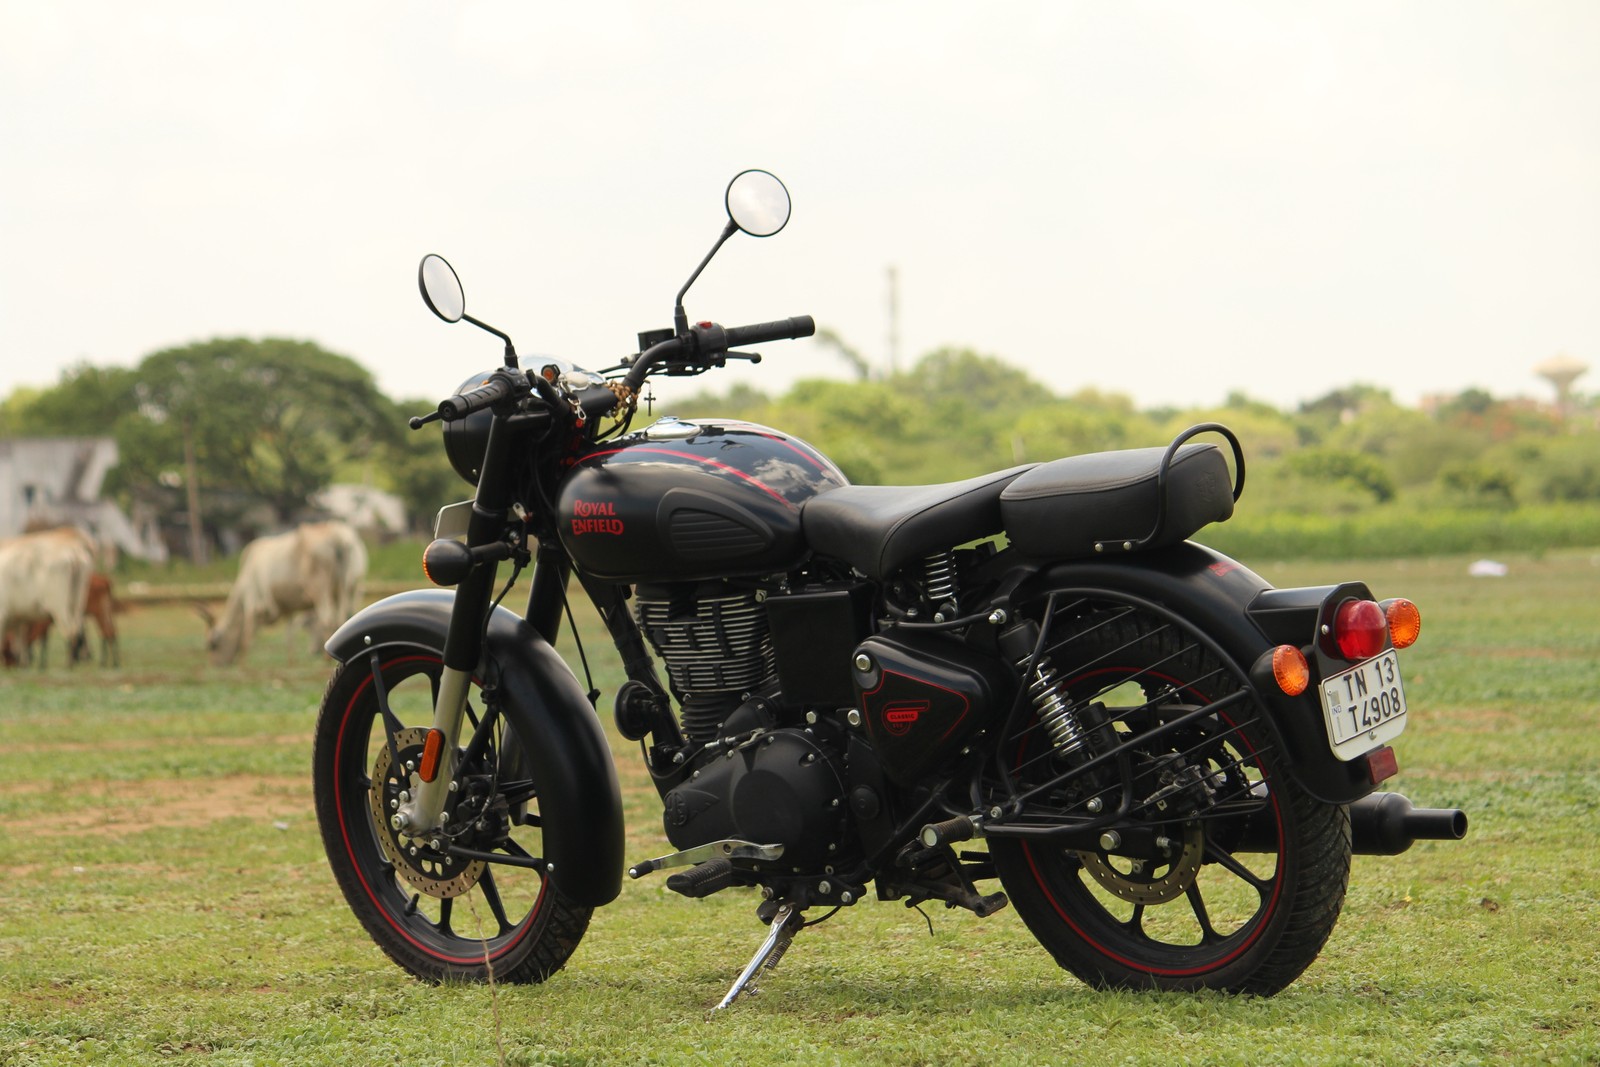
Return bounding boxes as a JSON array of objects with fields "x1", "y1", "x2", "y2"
[
  {"x1": 674, "y1": 220, "x2": 738, "y2": 335},
  {"x1": 464, "y1": 314, "x2": 519, "y2": 368}
]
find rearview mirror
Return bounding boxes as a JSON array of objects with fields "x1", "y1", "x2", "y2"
[
  {"x1": 725, "y1": 169, "x2": 791, "y2": 238},
  {"x1": 419, "y1": 254, "x2": 466, "y2": 324}
]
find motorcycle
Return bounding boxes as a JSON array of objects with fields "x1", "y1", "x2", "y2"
[{"x1": 312, "y1": 170, "x2": 1466, "y2": 1006}]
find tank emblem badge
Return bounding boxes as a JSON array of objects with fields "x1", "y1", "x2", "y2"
[
  {"x1": 882, "y1": 702, "x2": 927, "y2": 737},
  {"x1": 571, "y1": 499, "x2": 625, "y2": 536}
]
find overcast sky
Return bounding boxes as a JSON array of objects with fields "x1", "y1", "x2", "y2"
[{"x1": 3, "y1": 2, "x2": 1596, "y2": 416}]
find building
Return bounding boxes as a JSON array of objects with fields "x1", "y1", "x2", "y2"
[{"x1": 0, "y1": 436, "x2": 167, "y2": 562}]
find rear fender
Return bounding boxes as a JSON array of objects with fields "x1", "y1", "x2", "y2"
[
  {"x1": 1023, "y1": 542, "x2": 1379, "y2": 804},
  {"x1": 326, "y1": 589, "x2": 624, "y2": 907}
]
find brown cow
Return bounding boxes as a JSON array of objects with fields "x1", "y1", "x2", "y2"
[
  {"x1": 0, "y1": 527, "x2": 93, "y2": 669},
  {"x1": 3, "y1": 573, "x2": 120, "y2": 668}
]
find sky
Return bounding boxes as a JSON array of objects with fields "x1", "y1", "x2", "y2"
[{"x1": 3, "y1": 2, "x2": 1597, "y2": 416}]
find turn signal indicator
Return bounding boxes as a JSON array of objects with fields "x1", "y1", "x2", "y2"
[
  {"x1": 1271, "y1": 645, "x2": 1311, "y2": 696},
  {"x1": 1382, "y1": 598, "x2": 1422, "y2": 649}
]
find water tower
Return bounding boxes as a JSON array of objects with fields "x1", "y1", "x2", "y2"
[{"x1": 1535, "y1": 354, "x2": 1587, "y2": 421}]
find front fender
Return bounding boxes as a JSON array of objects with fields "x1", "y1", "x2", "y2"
[
  {"x1": 1024, "y1": 541, "x2": 1378, "y2": 804},
  {"x1": 327, "y1": 589, "x2": 625, "y2": 907}
]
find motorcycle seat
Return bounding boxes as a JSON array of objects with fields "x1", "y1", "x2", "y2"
[
  {"x1": 999, "y1": 443, "x2": 1234, "y2": 559},
  {"x1": 801, "y1": 465, "x2": 1035, "y2": 579}
]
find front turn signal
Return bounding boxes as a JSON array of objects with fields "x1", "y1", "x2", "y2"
[
  {"x1": 1382, "y1": 598, "x2": 1422, "y2": 649},
  {"x1": 1272, "y1": 644, "x2": 1311, "y2": 696}
]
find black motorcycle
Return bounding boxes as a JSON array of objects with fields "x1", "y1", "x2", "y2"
[{"x1": 312, "y1": 170, "x2": 1466, "y2": 1006}]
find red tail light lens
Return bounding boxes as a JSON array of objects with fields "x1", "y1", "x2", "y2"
[{"x1": 1333, "y1": 599, "x2": 1387, "y2": 661}]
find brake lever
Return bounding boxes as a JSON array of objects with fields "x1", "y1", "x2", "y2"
[{"x1": 724, "y1": 350, "x2": 763, "y2": 364}]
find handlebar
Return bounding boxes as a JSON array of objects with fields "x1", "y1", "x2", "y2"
[
  {"x1": 437, "y1": 366, "x2": 529, "y2": 422},
  {"x1": 725, "y1": 315, "x2": 816, "y2": 348},
  {"x1": 622, "y1": 315, "x2": 814, "y2": 394}
]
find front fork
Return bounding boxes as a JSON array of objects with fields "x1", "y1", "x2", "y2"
[
  {"x1": 392, "y1": 412, "x2": 523, "y2": 839},
  {"x1": 390, "y1": 665, "x2": 475, "y2": 837}
]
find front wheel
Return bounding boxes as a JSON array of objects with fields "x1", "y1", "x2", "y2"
[
  {"x1": 989, "y1": 604, "x2": 1350, "y2": 995},
  {"x1": 313, "y1": 647, "x2": 591, "y2": 983}
]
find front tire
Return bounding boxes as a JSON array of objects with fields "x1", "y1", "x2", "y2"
[
  {"x1": 313, "y1": 647, "x2": 591, "y2": 983},
  {"x1": 990, "y1": 604, "x2": 1350, "y2": 995}
]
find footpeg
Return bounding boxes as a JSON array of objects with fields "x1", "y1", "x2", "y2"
[
  {"x1": 666, "y1": 859, "x2": 733, "y2": 898},
  {"x1": 713, "y1": 902, "x2": 804, "y2": 1011}
]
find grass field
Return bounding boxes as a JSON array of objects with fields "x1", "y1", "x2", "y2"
[{"x1": 2, "y1": 549, "x2": 1597, "y2": 1066}]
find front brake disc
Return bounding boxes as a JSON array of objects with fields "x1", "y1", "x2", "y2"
[{"x1": 369, "y1": 727, "x2": 484, "y2": 898}]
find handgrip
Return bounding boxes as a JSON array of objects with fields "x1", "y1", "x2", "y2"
[
  {"x1": 724, "y1": 315, "x2": 815, "y2": 347},
  {"x1": 438, "y1": 369, "x2": 519, "y2": 421}
]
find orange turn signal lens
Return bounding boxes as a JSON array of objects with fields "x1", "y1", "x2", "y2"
[
  {"x1": 1383, "y1": 598, "x2": 1422, "y2": 649},
  {"x1": 1272, "y1": 644, "x2": 1311, "y2": 696}
]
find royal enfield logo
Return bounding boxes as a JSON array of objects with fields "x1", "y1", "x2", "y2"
[
  {"x1": 882, "y1": 701, "x2": 928, "y2": 737},
  {"x1": 571, "y1": 499, "x2": 624, "y2": 536}
]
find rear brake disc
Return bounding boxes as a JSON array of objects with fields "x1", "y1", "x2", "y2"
[{"x1": 1078, "y1": 823, "x2": 1203, "y2": 905}]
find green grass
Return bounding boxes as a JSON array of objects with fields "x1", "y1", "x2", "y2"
[
  {"x1": 1198, "y1": 503, "x2": 1600, "y2": 561},
  {"x1": 3, "y1": 551, "x2": 1599, "y2": 1065}
]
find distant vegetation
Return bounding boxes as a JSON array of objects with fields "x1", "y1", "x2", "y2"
[
  {"x1": 665, "y1": 348, "x2": 1600, "y2": 557},
  {"x1": 4, "y1": 340, "x2": 1597, "y2": 561}
]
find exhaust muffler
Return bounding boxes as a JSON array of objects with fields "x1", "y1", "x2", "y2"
[{"x1": 1349, "y1": 791, "x2": 1468, "y2": 855}]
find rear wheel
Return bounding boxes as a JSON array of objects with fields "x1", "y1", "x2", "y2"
[
  {"x1": 313, "y1": 647, "x2": 591, "y2": 983},
  {"x1": 990, "y1": 605, "x2": 1350, "y2": 995}
]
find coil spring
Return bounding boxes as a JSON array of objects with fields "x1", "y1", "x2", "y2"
[
  {"x1": 1028, "y1": 657, "x2": 1088, "y2": 756},
  {"x1": 924, "y1": 551, "x2": 957, "y2": 605}
]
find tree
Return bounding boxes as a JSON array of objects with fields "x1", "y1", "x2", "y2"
[
  {"x1": 378, "y1": 397, "x2": 470, "y2": 533},
  {"x1": 130, "y1": 338, "x2": 397, "y2": 554}
]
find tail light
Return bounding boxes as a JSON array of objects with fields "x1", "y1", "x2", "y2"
[
  {"x1": 1332, "y1": 598, "x2": 1387, "y2": 661},
  {"x1": 1382, "y1": 598, "x2": 1422, "y2": 649}
]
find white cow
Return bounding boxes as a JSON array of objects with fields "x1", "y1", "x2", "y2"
[
  {"x1": 0, "y1": 527, "x2": 95, "y2": 669},
  {"x1": 198, "y1": 521, "x2": 368, "y2": 665}
]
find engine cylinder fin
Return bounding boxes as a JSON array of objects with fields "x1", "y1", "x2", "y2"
[{"x1": 635, "y1": 586, "x2": 778, "y2": 741}]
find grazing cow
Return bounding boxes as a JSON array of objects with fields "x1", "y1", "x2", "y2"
[
  {"x1": 197, "y1": 521, "x2": 367, "y2": 665},
  {"x1": 0, "y1": 527, "x2": 94, "y2": 670}
]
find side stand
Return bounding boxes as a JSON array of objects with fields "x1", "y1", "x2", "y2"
[{"x1": 713, "y1": 902, "x2": 804, "y2": 1011}]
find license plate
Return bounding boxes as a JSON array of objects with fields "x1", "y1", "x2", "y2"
[{"x1": 1319, "y1": 649, "x2": 1408, "y2": 761}]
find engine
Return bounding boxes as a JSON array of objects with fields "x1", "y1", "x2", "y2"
[
  {"x1": 634, "y1": 582, "x2": 849, "y2": 870},
  {"x1": 634, "y1": 582, "x2": 777, "y2": 743}
]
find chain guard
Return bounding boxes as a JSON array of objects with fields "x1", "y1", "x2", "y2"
[
  {"x1": 1078, "y1": 822, "x2": 1204, "y2": 905},
  {"x1": 369, "y1": 727, "x2": 485, "y2": 899}
]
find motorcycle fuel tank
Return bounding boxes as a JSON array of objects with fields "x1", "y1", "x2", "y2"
[{"x1": 556, "y1": 418, "x2": 848, "y2": 582}]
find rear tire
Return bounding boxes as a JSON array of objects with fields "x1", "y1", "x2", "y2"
[
  {"x1": 990, "y1": 605, "x2": 1349, "y2": 995},
  {"x1": 313, "y1": 647, "x2": 591, "y2": 983}
]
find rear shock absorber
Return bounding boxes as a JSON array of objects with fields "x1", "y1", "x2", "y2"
[
  {"x1": 1026, "y1": 656, "x2": 1089, "y2": 756},
  {"x1": 1000, "y1": 619, "x2": 1089, "y2": 758}
]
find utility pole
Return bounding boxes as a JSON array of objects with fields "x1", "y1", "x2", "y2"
[{"x1": 886, "y1": 265, "x2": 900, "y2": 375}]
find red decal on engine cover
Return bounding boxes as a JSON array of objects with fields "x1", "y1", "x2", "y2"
[{"x1": 882, "y1": 701, "x2": 928, "y2": 736}]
